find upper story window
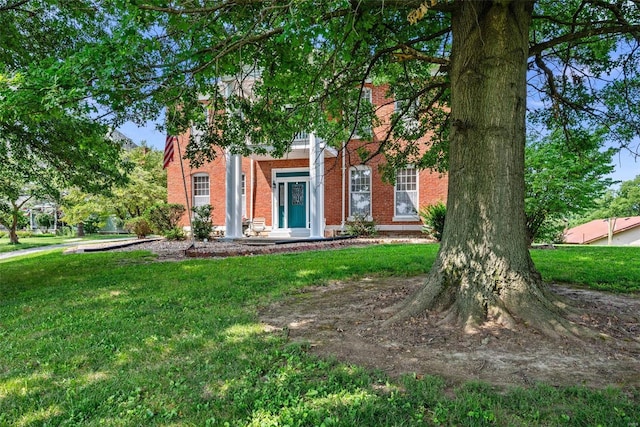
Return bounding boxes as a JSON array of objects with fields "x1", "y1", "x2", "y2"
[
  {"x1": 394, "y1": 94, "x2": 421, "y2": 132},
  {"x1": 241, "y1": 173, "x2": 246, "y2": 218},
  {"x1": 191, "y1": 104, "x2": 210, "y2": 142},
  {"x1": 394, "y1": 95, "x2": 419, "y2": 114},
  {"x1": 395, "y1": 167, "x2": 418, "y2": 217},
  {"x1": 349, "y1": 165, "x2": 372, "y2": 218},
  {"x1": 193, "y1": 174, "x2": 210, "y2": 208},
  {"x1": 224, "y1": 80, "x2": 235, "y2": 98},
  {"x1": 353, "y1": 87, "x2": 373, "y2": 139}
]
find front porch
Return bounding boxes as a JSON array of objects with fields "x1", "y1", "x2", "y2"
[{"x1": 223, "y1": 132, "x2": 336, "y2": 239}]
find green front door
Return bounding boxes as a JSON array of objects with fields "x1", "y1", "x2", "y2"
[{"x1": 287, "y1": 181, "x2": 306, "y2": 228}]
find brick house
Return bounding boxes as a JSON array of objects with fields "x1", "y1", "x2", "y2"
[{"x1": 166, "y1": 81, "x2": 448, "y2": 238}]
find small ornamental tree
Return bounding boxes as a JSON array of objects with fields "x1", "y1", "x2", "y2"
[
  {"x1": 419, "y1": 202, "x2": 447, "y2": 241},
  {"x1": 191, "y1": 205, "x2": 213, "y2": 241},
  {"x1": 125, "y1": 217, "x2": 153, "y2": 239},
  {"x1": 0, "y1": 154, "x2": 61, "y2": 244},
  {"x1": 146, "y1": 203, "x2": 186, "y2": 237},
  {"x1": 35, "y1": 212, "x2": 54, "y2": 232}
]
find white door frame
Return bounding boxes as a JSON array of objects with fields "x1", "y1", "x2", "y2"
[{"x1": 271, "y1": 168, "x2": 310, "y2": 235}]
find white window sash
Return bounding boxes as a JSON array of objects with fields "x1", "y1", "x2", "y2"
[{"x1": 349, "y1": 166, "x2": 372, "y2": 218}]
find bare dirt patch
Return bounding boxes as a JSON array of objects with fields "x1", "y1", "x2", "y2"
[{"x1": 259, "y1": 275, "x2": 640, "y2": 389}]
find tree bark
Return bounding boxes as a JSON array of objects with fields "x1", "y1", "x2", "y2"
[
  {"x1": 389, "y1": 1, "x2": 581, "y2": 337},
  {"x1": 9, "y1": 220, "x2": 19, "y2": 244},
  {"x1": 9, "y1": 202, "x2": 21, "y2": 244}
]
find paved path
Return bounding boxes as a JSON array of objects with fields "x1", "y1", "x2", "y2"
[{"x1": 0, "y1": 237, "x2": 143, "y2": 261}]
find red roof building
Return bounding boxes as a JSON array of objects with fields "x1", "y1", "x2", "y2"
[{"x1": 563, "y1": 216, "x2": 640, "y2": 245}]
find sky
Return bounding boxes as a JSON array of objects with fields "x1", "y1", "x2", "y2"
[
  {"x1": 610, "y1": 146, "x2": 639, "y2": 183},
  {"x1": 117, "y1": 121, "x2": 638, "y2": 185}
]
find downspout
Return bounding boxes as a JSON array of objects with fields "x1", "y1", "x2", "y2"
[
  {"x1": 341, "y1": 143, "x2": 346, "y2": 232},
  {"x1": 250, "y1": 158, "x2": 255, "y2": 222}
]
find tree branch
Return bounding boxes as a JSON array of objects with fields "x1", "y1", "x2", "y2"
[
  {"x1": 0, "y1": 0, "x2": 29, "y2": 12},
  {"x1": 530, "y1": 24, "x2": 640, "y2": 57}
]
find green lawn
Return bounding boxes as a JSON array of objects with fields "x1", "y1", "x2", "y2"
[
  {"x1": 1, "y1": 244, "x2": 638, "y2": 426},
  {"x1": 0, "y1": 234, "x2": 135, "y2": 253}
]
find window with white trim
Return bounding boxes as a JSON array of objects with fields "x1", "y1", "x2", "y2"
[
  {"x1": 224, "y1": 80, "x2": 235, "y2": 98},
  {"x1": 191, "y1": 104, "x2": 209, "y2": 142},
  {"x1": 349, "y1": 166, "x2": 372, "y2": 217},
  {"x1": 395, "y1": 168, "x2": 418, "y2": 217},
  {"x1": 353, "y1": 87, "x2": 373, "y2": 139},
  {"x1": 193, "y1": 174, "x2": 210, "y2": 208},
  {"x1": 241, "y1": 173, "x2": 246, "y2": 218},
  {"x1": 394, "y1": 93, "x2": 421, "y2": 132},
  {"x1": 394, "y1": 95, "x2": 420, "y2": 115}
]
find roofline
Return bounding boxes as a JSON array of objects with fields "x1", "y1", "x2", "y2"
[{"x1": 574, "y1": 217, "x2": 640, "y2": 244}]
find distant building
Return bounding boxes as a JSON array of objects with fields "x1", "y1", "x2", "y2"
[
  {"x1": 564, "y1": 216, "x2": 640, "y2": 246},
  {"x1": 109, "y1": 129, "x2": 137, "y2": 150}
]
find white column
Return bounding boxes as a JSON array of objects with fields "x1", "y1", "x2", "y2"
[
  {"x1": 232, "y1": 153, "x2": 244, "y2": 238},
  {"x1": 225, "y1": 152, "x2": 244, "y2": 239},
  {"x1": 224, "y1": 151, "x2": 235, "y2": 237},
  {"x1": 309, "y1": 132, "x2": 325, "y2": 238}
]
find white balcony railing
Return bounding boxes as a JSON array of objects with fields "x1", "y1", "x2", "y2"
[{"x1": 293, "y1": 131, "x2": 308, "y2": 142}]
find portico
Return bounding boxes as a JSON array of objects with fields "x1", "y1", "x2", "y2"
[{"x1": 224, "y1": 132, "x2": 333, "y2": 238}]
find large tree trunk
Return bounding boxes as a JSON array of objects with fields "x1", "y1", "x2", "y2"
[
  {"x1": 9, "y1": 225, "x2": 19, "y2": 244},
  {"x1": 390, "y1": 1, "x2": 579, "y2": 337}
]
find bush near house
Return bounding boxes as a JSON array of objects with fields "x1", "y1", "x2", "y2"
[
  {"x1": 345, "y1": 214, "x2": 377, "y2": 237},
  {"x1": 125, "y1": 217, "x2": 153, "y2": 238},
  {"x1": 145, "y1": 202, "x2": 186, "y2": 239},
  {"x1": 420, "y1": 202, "x2": 447, "y2": 241},
  {"x1": 191, "y1": 205, "x2": 213, "y2": 241}
]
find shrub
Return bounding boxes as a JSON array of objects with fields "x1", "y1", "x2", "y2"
[
  {"x1": 420, "y1": 201, "x2": 447, "y2": 241},
  {"x1": 146, "y1": 203, "x2": 186, "y2": 235},
  {"x1": 35, "y1": 213, "x2": 54, "y2": 231},
  {"x1": 125, "y1": 217, "x2": 153, "y2": 239},
  {"x1": 191, "y1": 205, "x2": 213, "y2": 241},
  {"x1": 56, "y1": 226, "x2": 74, "y2": 237},
  {"x1": 16, "y1": 230, "x2": 35, "y2": 238},
  {"x1": 0, "y1": 231, "x2": 6, "y2": 239},
  {"x1": 164, "y1": 227, "x2": 186, "y2": 241},
  {"x1": 83, "y1": 214, "x2": 103, "y2": 234},
  {"x1": 345, "y1": 214, "x2": 377, "y2": 237},
  {"x1": 531, "y1": 217, "x2": 567, "y2": 245}
]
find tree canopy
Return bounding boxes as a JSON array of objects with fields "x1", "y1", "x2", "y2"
[
  {"x1": 609, "y1": 175, "x2": 640, "y2": 216},
  {"x1": 1, "y1": 1, "x2": 131, "y2": 200},
  {"x1": 525, "y1": 128, "x2": 616, "y2": 244},
  {"x1": 60, "y1": 145, "x2": 167, "y2": 229},
  {"x1": 1, "y1": 1, "x2": 136, "y2": 242},
  {"x1": 584, "y1": 174, "x2": 640, "y2": 220},
  {"x1": 4, "y1": 0, "x2": 640, "y2": 335}
]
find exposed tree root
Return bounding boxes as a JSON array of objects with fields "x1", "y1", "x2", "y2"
[{"x1": 382, "y1": 260, "x2": 603, "y2": 342}]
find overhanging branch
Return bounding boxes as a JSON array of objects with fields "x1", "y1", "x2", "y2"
[{"x1": 530, "y1": 24, "x2": 640, "y2": 57}]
